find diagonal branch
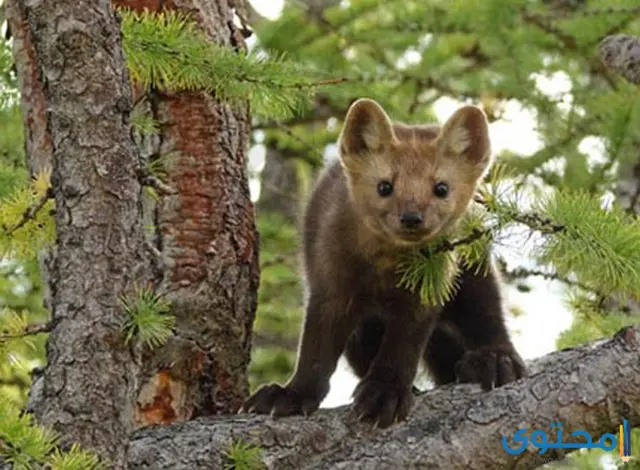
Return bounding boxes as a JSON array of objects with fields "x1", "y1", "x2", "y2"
[
  {"x1": 0, "y1": 321, "x2": 52, "y2": 342},
  {"x1": 127, "y1": 325, "x2": 640, "y2": 470},
  {"x1": 1, "y1": 187, "x2": 53, "y2": 236}
]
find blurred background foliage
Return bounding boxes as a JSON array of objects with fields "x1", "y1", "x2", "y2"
[{"x1": 1, "y1": 0, "x2": 640, "y2": 467}]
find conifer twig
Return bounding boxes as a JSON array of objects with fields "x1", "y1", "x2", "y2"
[
  {"x1": 473, "y1": 196, "x2": 566, "y2": 234},
  {"x1": 282, "y1": 77, "x2": 351, "y2": 89},
  {"x1": 540, "y1": 6, "x2": 640, "y2": 19},
  {"x1": 136, "y1": 168, "x2": 177, "y2": 195},
  {"x1": 430, "y1": 228, "x2": 492, "y2": 255},
  {"x1": 508, "y1": 211, "x2": 565, "y2": 233},
  {"x1": 0, "y1": 321, "x2": 52, "y2": 342},
  {"x1": 502, "y1": 266, "x2": 600, "y2": 295},
  {"x1": 520, "y1": 10, "x2": 578, "y2": 51},
  {"x1": 2, "y1": 187, "x2": 53, "y2": 235}
]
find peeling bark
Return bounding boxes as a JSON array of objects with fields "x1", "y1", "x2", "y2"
[
  {"x1": 7, "y1": 0, "x2": 150, "y2": 467},
  {"x1": 4, "y1": 0, "x2": 51, "y2": 176},
  {"x1": 127, "y1": 326, "x2": 640, "y2": 470},
  {"x1": 112, "y1": 0, "x2": 259, "y2": 425}
]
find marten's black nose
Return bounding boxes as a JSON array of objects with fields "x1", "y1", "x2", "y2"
[{"x1": 400, "y1": 211, "x2": 423, "y2": 229}]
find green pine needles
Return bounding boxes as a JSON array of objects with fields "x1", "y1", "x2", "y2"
[
  {"x1": 397, "y1": 247, "x2": 461, "y2": 307},
  {"x1": 120, "y1": 284, "x2": 175, "y2": 349},
  {"x1": 0, "y1": 170, "x2": 54, "y2": 258},
  {"x1": 397, "y1": 169, "x2": 640, "y2": 308},
  {"x1": 0, "y1": 405, "x2": 105, "y2": 470},
  {"x1": 119, "y1": 8, "x2": 331, "y2": 119},
  {"x1": 223, "y1": 440, "x2": 266, "y2": 470},
  {"x1": 536, "y1": 190, "x2": 640, "y2": 299},
  {"x1": 397, "y1": 200, "x2": 492, "y2": 307}
]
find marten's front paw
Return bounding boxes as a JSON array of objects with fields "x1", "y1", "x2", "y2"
[
  {"x1": 455, "y1": 345, "x2": 526, "y2": 391},
  {"x1": 240, "y1": 384, "x2": 320, "y2": 417},
  {"x1": 352, "y1": 378, "x2": 413, "y2": 428}
]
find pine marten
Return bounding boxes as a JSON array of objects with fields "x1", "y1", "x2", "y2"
[{"x1": 242, "y1": 98, "x2": 525, "y2": 428}]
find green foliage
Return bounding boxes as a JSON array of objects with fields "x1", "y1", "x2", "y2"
[
  {"x1": 48, "y1": 445, "x2": 107, "y2": 470},
  {"x1": 557, "y1": 304, "x2": 637, "y2": 350},
  {"x1": 0, "y1": 105, "x2": 25, "y2": 169},
  {"x1": 1, "y1": 0, "x2": 640, "y2": 468},
  {"x1": 119, "y1": 8, "x2": 329, "y2": 119},
  {"x1": 0, "y1": 405, "x2": 57, "y2": 469},
  {"x1": 398, "y1": 247, "x2": 460, "y2": 306},
  {"x1": 535, "y1": 191, "x2": 640, "y2": 299},
  {"x1": 130, "y1": 103, "x2": 161, "y2": 135},
  {"x1": 120, "y1": 284, "x2": 175, "y2": 349},
  {"x1": 248, "y1": 212, "x2": 301, "y2": 390},
  {"x1": 0, "y1": 405, "x2": 105, "y2": 470},
  {"x1": 223, "y1": 440, "x2": 266, "y2": 470},
  {"x1": 0, "y1": 169, "x2": 55, "y2": 258}
]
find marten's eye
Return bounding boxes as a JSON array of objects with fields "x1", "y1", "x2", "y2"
[
  {"x1": 433, "y1": 182, "x2": 449, "y2": 198},
  {"x1": 377, "y1": 180, "x2": 394, "y2": 197}
]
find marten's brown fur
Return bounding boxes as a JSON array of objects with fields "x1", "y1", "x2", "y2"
[{"x1": 242, "y1": 99, "x2": 525, "y2": 428}]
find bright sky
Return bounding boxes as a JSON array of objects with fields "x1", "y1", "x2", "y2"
[{"x1": 246, "y1": 0, "x2": 580, "y2": 410}]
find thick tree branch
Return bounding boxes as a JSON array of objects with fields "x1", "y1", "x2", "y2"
[{"x1": 128, "y1": 325, "x2": 640, "y2": 470}]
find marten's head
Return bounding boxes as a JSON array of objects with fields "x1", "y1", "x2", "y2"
[{"x1": 338, "y1": 98, "x2": 492, "y2": 247}]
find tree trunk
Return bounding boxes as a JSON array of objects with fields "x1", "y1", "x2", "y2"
[
  {"x1": 112, "y1": 0, "x2": 260, "y2": 425},
  {"x1": 6, "y1": 0, "x2": 150, "y2": 467},
  {"x1": 126, "y1": 325, "x2": 640, "y2": 469},
  {"x1": 257, "y1": 146, "x2": 302, "y2": 223}
]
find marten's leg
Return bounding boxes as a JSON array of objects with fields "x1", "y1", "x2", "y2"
[
  {"x1": 344, "y1": 315, "x2": 385, "y2": 378},
  {"x1": 423, "y1": 263, "x2": 526, "y2": 390}
]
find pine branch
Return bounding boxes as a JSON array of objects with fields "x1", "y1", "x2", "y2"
[
  {"x1": 136, "y1": 168, "x2": 177, "y2": 196},
  {"x1": 1, "y1": 187, "x2": 53, "y2": 236},
  {"x1": 118, "y1": 9, "x2": 352, "y2": 119},
  {"x1": 402, "y1": 186, "x2": 640, "y2": 306},
  {"x1": 430, "y1": 227, "x2": 492, "y2": 255},
  {"x1": 545, "y1": 6, "x2": 640, "y2": 19},
  {"x1": 520, "y1": 9, "x2": 579, "y2": 51},
  {"x1": 0, "y1": 321, "x2": 51, "y2": 342},
  {"x1": 502, "y1": 266, "x2": 603, "y2": 296},
  {"x1": 279, "y1": 77, "x2": 350, "y2": 89}
]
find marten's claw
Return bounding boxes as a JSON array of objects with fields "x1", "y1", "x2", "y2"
[
  {"x1": 240, "y1": 383, "x2": 320, "y2": 418},
  {"x1": 352, "y1": 378, "x2": 413, "y2": 429},
  {"x1": 454, "y1": 345, "x2": 526, "y2": 391}
]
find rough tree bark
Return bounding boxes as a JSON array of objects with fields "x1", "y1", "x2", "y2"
[
  {"x1": 111, "y1": 0, "x2": 260, "y2": 425},
  {"x1": 6, "y1": 0, "x2": 151, "y2": 467},
  {"x1": 126, "y1": 325, "x2": 640, "y2": 469}
]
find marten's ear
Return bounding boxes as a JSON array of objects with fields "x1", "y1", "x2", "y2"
[
  {"x1": 339, "y1": 99, "x2": 395, "y2": 160},
  {"x1": 438, "y1": 105, "x2": 492, "y2": 171}
]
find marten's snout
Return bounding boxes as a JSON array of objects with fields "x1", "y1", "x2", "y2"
[{"x1": 399, "y1": 211, "x2": 424, "y2": 229}]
